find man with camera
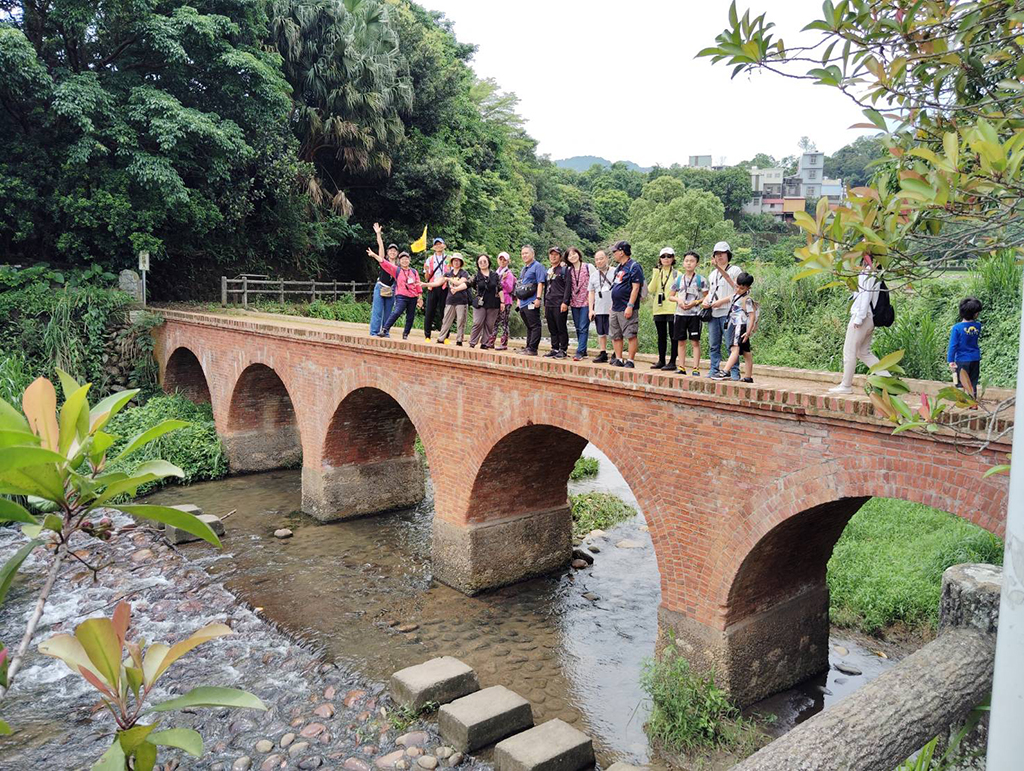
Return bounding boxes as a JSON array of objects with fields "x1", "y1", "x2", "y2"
[{"x1": 515, "y1": 245, "x2": 546, "y2": 356}]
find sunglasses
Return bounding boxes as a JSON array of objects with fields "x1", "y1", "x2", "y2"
[{"x1": 661, "y1": 254, "x2": 674, "y2": 259}]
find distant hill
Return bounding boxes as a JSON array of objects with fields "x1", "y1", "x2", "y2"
[{"x1": 554, "y1": 156, "x2": 651, "y2": 173}]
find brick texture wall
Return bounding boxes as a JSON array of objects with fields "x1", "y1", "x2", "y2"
[{"x1": 154, "y1": 310, "x2": 1011, "y2": 634}]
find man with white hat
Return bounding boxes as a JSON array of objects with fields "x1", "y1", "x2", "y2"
[
  {"x1": 702, "y1": 241, "x2": 743, "y2": 380},
  {"x1": 421, "y1": 237, "x2": 449, "y2": 341}
]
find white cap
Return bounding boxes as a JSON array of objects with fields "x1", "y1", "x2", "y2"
[
  {"x1": 713, "y1": 241, "x2": 732, "y2": 254},
  {"x1": 497, "y1": 251, "x2": 510, "y2": 261},
  {"x1": 659, "y1": 246, "x2": 675, "y2": 257}
]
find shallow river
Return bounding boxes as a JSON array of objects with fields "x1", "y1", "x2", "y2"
[{"x1": 147, "y1": 447, "x2": 895, "y2": 767}]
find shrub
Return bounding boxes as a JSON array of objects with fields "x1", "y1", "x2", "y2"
[
  {"x1": 0, "y1": 350, "x2": 33, "y2": 406},
  {"x1": 570, "y1": 456, "x2": 599, "y2": 480},
  {"x1": 569, "y1": 492, "x2": 636, "y2": 539},
  {"x1": 640, "y1": 643, "x2": 742, "y2": 753},
  {"x1": 105, "y1": 395, "x2": 228, "y2": 494}
]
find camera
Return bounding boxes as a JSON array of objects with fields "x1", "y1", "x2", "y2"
[{"x1": 657, "y1": 293, "x2": 665, "y2": 304}]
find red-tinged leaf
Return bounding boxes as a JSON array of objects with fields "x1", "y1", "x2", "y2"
[
  {"x1": 112, "y1": 602, "x2": 131, "y2": 649},
  {"x1": 75, "y1": 618, "x2": 122, "y2": 692},
  {"x1": 918, "y1": 394, "x2": 931, "y2": 421},
  {"x1": 79, "y1": 665, "x2": 117, "y2": 700}
]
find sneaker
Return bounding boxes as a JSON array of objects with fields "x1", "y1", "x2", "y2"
[
  {"x1": 544, "y1": 350, "x2": 558, "y2": 358},
  {"x1": 436, "y1": 338, "x2": 444, "y2": 344},
  {"x1": 577, "y1": 352, "x2": 589, "y2": 359},
  {"x1": 402, "y1": 334, "x2": 409, "y2": 340},
  {"x1": 594, "y1": 351, "x2": 609, "y2": 363},
  {"x1": 741, "y1": 377, "x2": 754, "y2": 383},
  {"x1": 424, "y1": 336, "x2": 431, "y2": 343},
  {"x1": 444, "y1": 339, "x2": 452, "y2": 345},
  {"x1": 651, "y1": 362, "x2": 665, "y2": 370},
  {"x1": 611, "y1": 359, "x2": 625, "y2": 367},
  {"x1": 711, "y1": 371, "x2": 729, "y2": 380},
  {"x1": 554, "y1": 351, "x2": 567, "y2": 359},
  {"x1": 523, "y1": 349, "x2": 538, "y2": 356},
  {"x1": 667, "y1": 362, "x2": 677, "y2": 371},
  {"x1": 456, "y1": 341, "x2": 463, "y2": 346},
  {"x1": 624, "y1": 360, "x2": 635, "y2": 369},
  {"x1": 828, "y1": 385, "x2": 853, "y2": 394},
  {"x1": 677, "y1": 367, "x2": 688, "y2": 374},
  {"x1": 469, "y1": 343, "x2": 476, "y2": 348},
  {"x1": 572, "y1": 354, "x2": 583, "y2": 362},
  {"x1": 379, "y1": 332, "x2": 391, "y2": 338},
  {"x1": 692, "y1": 370, "x2": 700, "y2": 376},
  {"x1": 495, "y1": 346, "x2": 508, "y2": 351}
]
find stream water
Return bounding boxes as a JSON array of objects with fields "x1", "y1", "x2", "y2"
[{"x1": 146, "y1": 446, "x2": 898, "y2": 767}]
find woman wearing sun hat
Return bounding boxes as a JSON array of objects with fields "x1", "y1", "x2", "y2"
[
  {"x1": 436, "y1": 253, "x2": 471, "y2": 345},
  {"x1": 489, "y1": 251, "x2": 516, "y2": 350},
  {"x1": 649, "y1": 246, "x2": 680, "y2": 370}
]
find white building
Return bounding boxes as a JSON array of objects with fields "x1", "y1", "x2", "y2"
[{"x1": 796, "y1": 151, "x2": 825, "y2": 200}]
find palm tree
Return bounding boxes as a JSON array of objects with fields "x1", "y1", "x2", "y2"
[{"x1": 271, "y1": 0, "x2": 412, "y2": 215}]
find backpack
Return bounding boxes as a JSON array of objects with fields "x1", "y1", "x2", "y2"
[{"x1": 871, "y1": 279, "x2": 895, "y2": 327}]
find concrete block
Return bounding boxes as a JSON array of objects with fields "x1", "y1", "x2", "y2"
[
  {"x1": 439, "y1": 685, "x2": 533, "y2": 752},
  {"x1": 493, "y1": 719, "x2": 594, "y2": 771},
  {"x1": 389, "y1": 657, "x2": 479, "y2": 711},
  {"x1": 154, "y1": 504, "x2": 203, "y2": 530},
  {"x1": 167, "y1": 513, "x2": 224, "y2": 545}
]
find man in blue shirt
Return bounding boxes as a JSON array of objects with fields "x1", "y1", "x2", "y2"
[
  {"x1": 517, "y1": 245, "x2": 546, "y2": 355},
  {"x1": 608, "y1": 241, "x2": 644, "y2": 368}
]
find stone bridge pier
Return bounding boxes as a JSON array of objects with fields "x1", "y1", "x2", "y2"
[{"x1": 154, "y1": 310, "x2": 1011, "y2": 706}]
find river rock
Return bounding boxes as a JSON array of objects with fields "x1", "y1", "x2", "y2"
[
  {"x1": 280, "y1": 732, "x2": 296, "y2": 748},
  {"x1": 396, "y1": 623, "x2": 420, "y2": 633},
  {"x1": 298, "y1": 759, "x2": 323, "y2": 769},
  {"x1": 375, "y1": 750, "x2": 406, "y2": 769},
  {"x1": 571, "y1": 559, "x2": 589, "y2": 569},
  {"x1": 834, "y1": 662, "x2": 863, "y2": 676},
  {"x1": 418, "y1": 757, "x2": 438, "y2": 770},
  {"x1": 449, "y1": 753, "x2": 464, "y2": 766},
  {"x1": 582, "y1": 592, "x2": 599, "y2": 602},
  {"x1": 345, "y1": 759, "x2": 371, "y2": 771},
  {"x1": 434, "y1": 748, "x2": 453, "y2": 760},
  {"x1": 615, "y1": 539, "x2": 642, "y2": 549},
  {"x1": 233, "y1": 758, "x2": 253, "y2": 771},
  {"x1": 396, "y1": 731, "x2": 429, "y2": 748},
  {"x1": 588, "y1": 545, "x2": 601, "y2": 554},
  {"x1": 131, "y1": 548, "x2": 154, "y2": 562},
  {"x1": 301, "y1": 723, "x2": 326, "y2": 738},
  {"x1": 256, "y1": 739, "x2": 274, "y2": 753},
  {"x1": 274, "y1": 528, "x2": 293, "y2": 539},
  {"x1": 570, "y1": 548, "x2": 594, "y2": 565},
  {"x1": 405, "y1": 746, "x2": 423, "y2": 757},
  {"x1": 313, "y1": 703, "x2": 335, "y2": 718},
  {"x1": 588, "y1": 529, "x2": 605, "y2": 539},
  {"x1": 260, "y1": 755, "x2": 285, "y2": 771},
  {"x1": 345, "y1": 689, "x2": 368, "y2": 707},
  {"x1": 289, "y1": 741, "x2": 310, "y2": 757}
]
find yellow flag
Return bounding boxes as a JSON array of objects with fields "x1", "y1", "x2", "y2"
[{"x1": 410, "y1": 226, "x2": 428, "y2": 253}]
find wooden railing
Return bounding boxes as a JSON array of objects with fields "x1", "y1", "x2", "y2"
[{"x1": 221, "y1": 275, "x2": 375, "y2": 306}]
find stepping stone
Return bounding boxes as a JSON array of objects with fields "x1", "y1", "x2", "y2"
[
  {"x1": 439, "y1": 685, "x2": 533, "y2": 752},
  {"x1": 493, "y1": 719, "x2": 593, "y2": 771},
  {"x1": 606, "y1": 764, "x2": 647, "y2": 771},
  {"x1": 389, "y1": 657, "x2": 479, "y2": 711},
  {"x1": 167, "y1": 513, "x2": 225, "y2": 544},
  {"x1": 153, "y1": 503, "x2": 203, "y2": 529}
]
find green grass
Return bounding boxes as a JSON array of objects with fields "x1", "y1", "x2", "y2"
[
  {"x1": 569, "y1": 456, "x2": 599, "y2": 480},
  {"x1": 641, "y1": 641, "x2": 766, "y2": 757},
  {"x1": 570, "y1": 492, "x2": 636, "y2": 539},
  {"x1": 827, "y1": 498, "x2": 1004, "y2": 633}
]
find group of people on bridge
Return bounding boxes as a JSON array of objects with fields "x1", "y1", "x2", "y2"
[{"x1": 366, "y1": 223, "x2": 984, "y2": 392}]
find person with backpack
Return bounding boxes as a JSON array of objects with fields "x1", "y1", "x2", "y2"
[
  {"x1": 829, "y1": 254, "x2": 892, "y2": 394},
  {"x1": 516, "y1": 245, "x2": 546, "y2": 356},
  {"x1": 648, "y1": 247, "x2": 680, "y2": 370},
  {"x1": 608, "y1": 240, "x2": 644, "y2": 368},
  {"x1": 544, "y1": 246, "x2": 571, "y2": 359},
  {"x1": 702, "y1": 241, "x2": 742, "y2": 380},
  {"x1": 668, "y1": 250, "x2": 707, "y2": 375},
  {"x1": 488, "y1": 251, "x2": 516, "y2": 350},
  {"x1": 587, "y1": 249, "x2": 617, "y2": 363},
  {"x1": 368, "y1": 222, "x2": 398, "y2": 337},
  {"x1": 421, "y1": 237, "x2": 449, "y2": 342},
  {"x1": 436, "y1": 254, "x2": 471, "y2": 346},
  {"x1": 565, "y1": 247, "x2": 593, "y2": 361},
  {"x1": 711, "y1": 272, "x2": 758, "y2": 382},
  {"x1": 947, "y1": 296, "x2": 982, "y2": 398},
  {"x1": 371, "y1": 245, "x2": 423, "y2": 339}
]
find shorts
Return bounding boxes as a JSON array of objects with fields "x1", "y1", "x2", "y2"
[
  {"x1": 609, "y1": 310, "x2": 639, "y2": 340},
  {"x1": 954, "y1": 360, "x2": 980, "y2": 393},
  {"x1": 594, "y1": 314, "x2": 610, "y2": 336},
  {"x1": 728, "y1": 324, "x2": 751, "y2": 354},
  {"x1": 675, "y1": 315, "x2": 701, "y2": 341}
]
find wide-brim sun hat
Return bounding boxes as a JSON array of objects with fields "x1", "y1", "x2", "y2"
[{"x1": 449, "y1": 253, "x2": 464, "y2": 266}]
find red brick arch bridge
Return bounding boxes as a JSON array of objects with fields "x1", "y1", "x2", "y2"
[{"x1": 153, "y1": 309, "x2": 1011, "y2": 706}]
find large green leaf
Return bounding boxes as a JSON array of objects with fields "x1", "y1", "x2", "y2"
[
  {"x1": 89, "y1": 389, "x2": 140, "y2": 434},
  {"x1": 0, "y1": 718, "x2": 10, "y2": 735},
  {"x1": 0, "y1": 497, "x2": 39, "y2": 526},
  {"x1": 118, "y1": 722, "x2": 159, "y2": 754},
  {"x1": 147, "y1": 686, "x2": 267, "y2": 713},
  {"x1": 75, "y1": 618, "x2": 123, "y2": 693},
  {"x1": 0, "y1": 540, "x2": 42, "y2": 606},
  {"x1": 111, "y1": 420, "x2": 189, "y2": 463},
  {"x1": 56, "y1": 369, "x2": 82, "y2": 401},
  {"x1": 58, "y1": 383, "x2": 91, "y2": 457},
  {"x1": 0, "y1": 398, "x2": 29, "y2": 433},
  {"x1": 112, "y1": 505, "x2": 221, "y2": 547},
  {"x1": 150, "y1": 728, "x2": 203, "y2": 757},
  {"x1": 143, "y1": 623, "x2": 232, "y2": 687},
  {"x1": 133, "y1": 740, "x2": 157, "y2": 771},
  {"x1": 95, "y1": 461, "x2": 184, "y2": 505},
  {"x1": 91, "y1": 738, "x2": 127, "y2": 771},
  {"x1": 0, "y1": 465, "x2": 66, "y2": 501},
  {"x1": 0, "y1": 446, "x2": 66, "y2": 473},
  {"x1": 0, "y1": 430, "x2": 40, "y2": 449}
]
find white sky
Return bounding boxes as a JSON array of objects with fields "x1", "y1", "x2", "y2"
[{"x1": 422, "y1": 0, "x2": 873, "y2": 166}]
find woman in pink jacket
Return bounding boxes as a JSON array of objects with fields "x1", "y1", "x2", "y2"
[
  {"x1": 370, "y1": 229, "x2": 423, "y2": 338},
  {"x1": 488, "y1": 251, "x2": 516, "y2": 350}
]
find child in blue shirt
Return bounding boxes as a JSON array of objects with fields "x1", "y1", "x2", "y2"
[{"x1": 947, "y1": 297, "x2": 982, "y2": 397}]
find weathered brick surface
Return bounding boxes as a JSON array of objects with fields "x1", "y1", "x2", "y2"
[{"x1": 154, "y1": 309, "x2": 1012, "y2": 703}]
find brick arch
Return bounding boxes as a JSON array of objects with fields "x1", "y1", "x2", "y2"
[
  {"x1": 162, "y1": 347, "x2": 211, "y2": 404},
  {"x1": 223, "y1": 363, "x2": 302, "y2": 472},
  {"x1": 302, "y1": 386, "x2": 428, "y2": 522}
]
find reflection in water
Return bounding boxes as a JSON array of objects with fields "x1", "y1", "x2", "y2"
[{"x1": 147, "y1": 445, "x2": 894, "y2": 767}]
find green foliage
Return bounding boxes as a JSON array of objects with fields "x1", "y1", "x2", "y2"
[
  {"x1": 569, "y1": 456, "x2": 599, "y2": 481},
  {"x1": 823, "y1": 134, "x2": 885, "y2": 188},
  {"x1": 39, "y1": 602, "x2": 265, "y2": 769},
  {"x1": 0, "y1": 351, "x2": 33, "y2": 407},
  {"x1": 640, "y1": 643, "x2": 758, "y2": 754},
  {"x1": 106, "y1": 396, "x2": 227, "y2": 494},
  {"x1": 569, "y1": 493, "x2": 636, "y2": 540},
  {"x1": 827, "y1": 499, "x2": 1004, "y2": 633}
]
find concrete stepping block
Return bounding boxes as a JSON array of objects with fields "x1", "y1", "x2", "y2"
[
  {"x1": 439, "y1": 685, "x2": 533, "y2": 752},
  {"x1": 389, "y1": 657, "x2": 480, "y2": 711},
  {"x1": 493, "y1": 718, "x2": 594, "y2": 771},
  {"x1": 167, "y1": 512, "x2": 226, "y2": 545},
  {"x1": 153, "y1": 504, "x2": 203, "y2": 529}
]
